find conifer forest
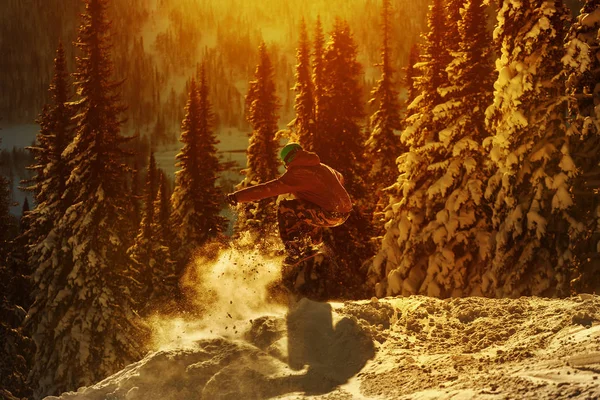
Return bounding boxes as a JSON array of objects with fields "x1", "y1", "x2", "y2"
[{"x1": 2, "y1": 0, "x2": 600, "y2": 399}]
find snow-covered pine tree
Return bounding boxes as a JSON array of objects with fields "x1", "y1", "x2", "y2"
[
  {"x1": 0, "y1": 192, "x2": 33, "y2": 400},
  {"x1": 393, "y1": 0, "x2": 452, "y2": 158},
  {"x1": 130, "y1": 159, "x2": 143, "y2": 231},
  {"x1": 155, "y1": 170, "x2": 173, "y2": 249},
  {"x1": 21, "y1": 198, "x2": 30, "y2": 226},
  {"x1": 149, "y1": 171, "x2": 177, "y2": 306},
  {"x1": 318, "y1": 18, "x2": 367, "y2": 200},
  {"x1": 171, "y1": 67, "x2": 226, "y2": 274},
  {"x1": 195, "y1": 65, "x2": 228, "y2": 241},
  {"x1": 142, "y1": 152, "x2": 159, "y2": 247},
  {"x1": 416, "y1": 0, "x2": 452, "y2": 120},
  {"x1": 313, "y1": 18, "x2": 373, "y2": 298},
  {"x1": 0, "y1": 246, "x2": 33, "y2": 400},
  {"x1": 6, "y1": 199, "x2": 33, "y2": 310},
  {"x1": 484, "y1": 0, "x2": 575, "y2": 297},
  {"x1": 25, "y1": 42, "x2": 73, "y2": 254},
  {"x1": 401, "y1": 44, "x2": 421, "y2": 129},
  {"x1": 446, "y1": 0, "x2": 464, "y2": 52},
  {"x1": 127, "y1": 151, "x2": 164, "y2": 310},
  {"x1": 563, "y1": 0, "x2": 600, "y2": 293},
  {"x1": 366, "y1": 0, "x2": 403, "y2": 232},
  {"x1": 234, "y1": 42, "x2": 281, "y2": 247},
  {"x1": 244, "y1": 43, "x2": 281, "y2": 188},
  {"x1": 290, "y1": 17, "x2": 316, "y2": 151},
  {"x1": 27, "y1": 1, "x2": 148, "y2": 397},
  {"x1": 313, "y1": 16, "x2": 326, "y2": 141},
  {"x1": 369, "y1": 0, "x2": 452, "y2": 297},
  {"x1": 24, "y1": 42, "x2": 80, "y2": 397},
  {"x1": 370, "y1": 0, "x2": 495, "y2": 298},
  {"x1": 439, "y1": 0, "x2": 496, "y2": 293}
]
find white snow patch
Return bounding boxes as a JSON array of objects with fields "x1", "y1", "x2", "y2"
[{"x1": 44, "y1": 294, "x2": 600, "y2": 400}]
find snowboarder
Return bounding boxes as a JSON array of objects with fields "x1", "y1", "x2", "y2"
[{"x1": 226, "y1": 143, "x2": 352, "y2": 265}]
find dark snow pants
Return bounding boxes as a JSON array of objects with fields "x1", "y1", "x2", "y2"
[{"x1": 277, "y1": 198, "x2": 350, "y2": 256}]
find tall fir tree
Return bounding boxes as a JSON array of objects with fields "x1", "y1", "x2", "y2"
[
  {"x1": 21, "y1": 198, "x2": 30, "y2": 226},
  {"x1": 0, "y1": 272, "x2": 33, "y2": 400},
  {"x1": 312, "y1": 18, "x2": 373, "y2": 298},
  {"x1": 401, "y1": 44, "x2": 421, "y2": 128},
  {"x1": 317, "y1": 18, "x2": 367, "y2": 198},
  {"x1": 130, "y1": 159, "x2": 143, "y2": 230},
  {"x1": 6, "y1": 198, "x2": 33, "y2": 310},
  {"x1": 150, "y1": 171, "x2": 177, "y2": 305},
  {"x1": 368, "y1": 0, "x2": 450, "y2": 296},
  {"x1": 563, "y1": 0, "x2": 600, "y2": 293},
  {"x1": 128, "y1": 154, "x2": 176, "y2": 312},
  {"x1": 26, "y1": 1, "x2": 148, "y2": 397},
  {"x1": 234, "y1": 42, "x2": 281, "y2": 247},
  {"x1": 171, "y1": 70, "x2": 226, "y2": 274},
  {"x1": 313, "y1": 16, "x2": 326, "y2": 142},
  {"x1": 372, "y1": 0, "x2": 493, "y2": 297},
  {"x1": 127, "y1": 153, "x2": 155, "y2": 301},
  {"x1": 366, "y1": 0, "x2": 403, "y2": 229},
  {"x1": 290, "y1": 17, "x2": 316, "y2": 151},
  {"x1": 416, "y1": 0, "x2": 452, "y2": 119},
  {"x1": 142, "y1": 153, "x2": 159, "y2": 243},
  {"x1": 155, "y1": 170, "x2": 173, "y2": 249},
  {"x1": 26, "y1": 42, "x2": 74, "y2": 257},
  {"x1": 483, "y1": 0, "x2": 575, "y2": 297},
  {"x1": 445, "y1": 0, "x2": 464, "y2": 53},
  {"x1": 370, "y1": 0, "x2": 496, "y2": 297},
  {"x1": 24, "y1": 42, "x2": 77, "y2": 398},
  {"x1": 0, "y1": 136, "x2": 32, "y2": 400},
  {"x1": 0, "y1": 248, "x2": 33, "y2": 400},
  {"x1": 243, "y1": 43, "x2": 281, "y2": 186},
  {"x1": 195, "y1": 65, "x2": 227, "y2": 242},
  {"x1": 390, "y1": 0, "x2": 452, "y2": 173}
]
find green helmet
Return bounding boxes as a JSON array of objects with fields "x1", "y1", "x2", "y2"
[{"x1": 280, "y1": 143, "x2": 302, "y2": 164}]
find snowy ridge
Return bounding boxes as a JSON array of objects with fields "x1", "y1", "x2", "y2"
[
  {"x1": 41, "y1": 245, "x2": 600, "y2": 399},
  {"x1": 46, "y1": 293, "x2": 600, "y2": 399}
]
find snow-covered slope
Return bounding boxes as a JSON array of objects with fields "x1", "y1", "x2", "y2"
[
  {"x1": 46, "y1": 247, "x2": 600, "y2": 399},
  {"x1": 46, "y1": 295, "x2": 600, "y2": 399}
]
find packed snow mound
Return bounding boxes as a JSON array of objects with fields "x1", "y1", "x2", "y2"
[
  {"x1": 45, "y1": 298, "x2": 375, "y2": 400},
  {"x1": 47, "y1": 295, "x2": 600, "y2": 399}
]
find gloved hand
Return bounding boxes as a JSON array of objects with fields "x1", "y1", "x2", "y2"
[{"x1": 226, "y1": 193, "x2": 238, "y2": 206}]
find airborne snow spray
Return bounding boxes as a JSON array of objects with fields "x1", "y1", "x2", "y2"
[{"x1": 149, "y1": 236, "x2": 286, "y2": 350}]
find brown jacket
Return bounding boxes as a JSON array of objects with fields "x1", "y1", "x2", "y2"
[{"x1": 233, "y1": 150, "x2": 353, "y2": 213}]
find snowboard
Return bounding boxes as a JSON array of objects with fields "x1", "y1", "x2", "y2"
[{"x1": 283, "y1": 248, "x2": 325, "y2": 267}]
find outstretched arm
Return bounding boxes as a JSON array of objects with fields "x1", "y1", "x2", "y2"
[{"x1": 230, "y1": 178, "x2": 293, "y2": 204}]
